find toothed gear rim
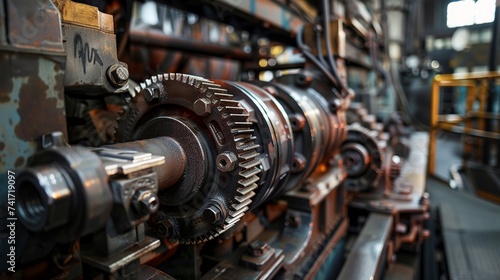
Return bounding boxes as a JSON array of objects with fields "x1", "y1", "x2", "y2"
[
  {"x1": 341, "y1": 123, "x2": 384, "y2": 192},
  {"x1": 115, "y1": 73, "x2": 261, "y2": 243}
]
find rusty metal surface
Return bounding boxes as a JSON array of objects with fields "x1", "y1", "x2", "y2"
[
  {"x1": 55, "y1": 0, "x2": 114, "y2": 33},
  {"x1": 6, "y1": 0, "x2": 64, "y2": 52},
  {"x1": 0, "y1": 52, "x2": 66, "y2": 173},
  {"x1": 63, "y1": 24, "x2": 128, "y2": 95},
  {"x1": 0, "y1": 1, "x2": 6, "y2": 45}
]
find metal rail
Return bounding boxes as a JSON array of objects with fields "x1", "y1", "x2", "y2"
[{"x1": 428, "y1": 71, "x2": 500, "y2": 176}]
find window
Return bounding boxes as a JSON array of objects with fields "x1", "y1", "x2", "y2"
[{"x1": 447, "y1": 0, "x2": 496, "y2": 28}]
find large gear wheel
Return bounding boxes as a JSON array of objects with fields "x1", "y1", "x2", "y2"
[
  {"x1": 341, "y1": 123, "x2": 384, "y2": 192},
  {"x1": 115, "y1": 73, "x2": 261, "y2": 243}
]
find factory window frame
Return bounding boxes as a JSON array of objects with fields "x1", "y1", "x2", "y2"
[{"x1": 447, "y1": 0, "x2": 496, "y2": 28}]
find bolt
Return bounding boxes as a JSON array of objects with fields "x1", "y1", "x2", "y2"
[
  {"x1": 107, "y1": 64, "x2": 129, "y2": 87},
  {"x1": 143, "y1": 87, "x2": 160, "y2": 103},
  {"x1": 289, "y1": 114, "x2": 305, "y2": 131},
  {"x1": 194, "y1": 98, "x2": 212, "y2": 116},
  {"x1": 247, "y1": 240, "x2": 269, "y2": 257},
  {"x1": 295, "y1": 73, "x2": 312, "y2": 87},
  {"x1": 132, "y1": 189, "x2": 159, "y2": 216},
  {"x1": 217, "y1": 152, "x2": 237, "y2": 172},
  {"x1": 291, "y1": 153, "x2": 306, "y2": 173},
  {"x1": 203, "y1": 204, "x2": 223, "y2": 224},
  {"x1": 156, "y1": 219, "x2": 173, "y2": 237}
]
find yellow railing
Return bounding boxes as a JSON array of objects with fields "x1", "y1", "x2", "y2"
[{"x1": 428, "y1": 71, "x2": 500, "y2": 176}]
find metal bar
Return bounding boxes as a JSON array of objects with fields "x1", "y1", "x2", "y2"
[
  {"x1": 467, "y1": 111, "x2": 500, "y2": 120},
  {"x1": 129, "y1": 29, "x2": 267, "y2": 61},
  {"x1": 337, "y1": 213, "x2": 392, "y2": 280},
  {"x1": 434, "y1": 125, "x2": 500, "y2": 140},
  {"x1": 434, "y1": 71, "x2": 500, "y2": 82},
  {"x1": 428, "y1": 80, "x2": 440, "y2": 175},
  {"x1": 464, "y1": 85, "x2": 476, "y2": 159},
  {"x1": 242, "y1": 62, "x2": 305, "y2": 71},
  {"x1": 485, "y1": 4, "x2": 500, "y2": 166}
]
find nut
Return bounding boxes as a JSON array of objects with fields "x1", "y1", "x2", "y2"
[
  {"x1": 203, "y1": 205, "x2": 223, "y2": 224},
  {"x1": 194, "y1": 98, "x2": 212, "y2": 116},
  {"x1": 107, "y1": 64, "x2": 129, "y2": 87},
  {"x1": 132, "y1": 189, "x2": 159, "y2": 216},
  {"x1": 143, "y1": 87, "x2": 160, "y2": 103},
  {"x1": 156, "y1": 219, "x2": 173, "y2": 237},
  {"x1": 17, "y1": 165, "x2": 73, "y2": 232},
  {"x1": 247, "y1": 240, "x2": 269, "y2": 257},
  {"x1": 217, "y1": 152, "x2": 237, "y2": 172}
]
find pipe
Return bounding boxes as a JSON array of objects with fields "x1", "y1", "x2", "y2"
[{"x1": 129, "y1": 28, "x2": 268, "y2": 61}]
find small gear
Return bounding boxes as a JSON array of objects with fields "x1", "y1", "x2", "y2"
[
  {"x1": 341, "y1": 123, "x2": 384, "y2": 192},
  {"x1": 115, "y1": 73, "x2": 261, "y2": 243}
]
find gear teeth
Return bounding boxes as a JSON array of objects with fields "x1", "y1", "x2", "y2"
[
  {"x1": 224, "y1": 106, "x2": 246, "y2": 113},
  {"x1": 239, "y1": 158, "x2": 260, "y2": 169},
  {"x1": 232, "y1": 128, "x2": 254, "y2": 135},
  {"x1": 117, "y1": 73, "x2": 261, "y2": 244},
  {"x1": 240, "y1": 167, "x2": 261, "y2": 179},
  {"x1": 234, "y1": 191, "x2": 255, "y2": 204},
  {"x1": 237, "y1": 143, "x2": 260, "y2": 152},
  {"x1": 231, "y1": 121, "x2": 253, "y2": 128},
  {"x1": 231, "y1": 197, "x2": 254, "y2": 211},
  {"x1": 345, "y1": 123, "x2": 385, "y2": 188},
  {"x1": 238, "y1": 180, "x2": 259, "y2": 193},
  {"x1": 234, "y1": 135, "x2": 256, "y2": 143},
  {"x1": 239, "y1": 151, "x2": 260, "y2": 160}
]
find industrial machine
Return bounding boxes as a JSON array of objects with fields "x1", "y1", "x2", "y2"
[{"x1": 0, "y1": 1, "x2": 430, "y2": 279}]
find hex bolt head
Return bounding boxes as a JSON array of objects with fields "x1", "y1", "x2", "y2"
[
  {"x1": 289, "y1": 114, "x2": 305, "y2": 131},
  {"x1": 217, "y1": 152, "x2": 237, "y2": 172},
  {"x1": 132, "y1": 189, "x2": 159, "y2": 216},
  {"x1": 107, "y1": 64, "x2": 129, "y2": 87},
  {"x1": 156, "y1": 219, "x2": 173, "y2": 237},
  {"x1": 203, "y1": 204, "x2": 223, "y2": 224},
  {"x1": 247, "y1": 240, "x2": 269, "y2": 257},
  {"x1": 194, "y1": 98, "x2": 212, "y2": 116},
  {"x1": 143, "y1": 87, "x2": 160, "y2": 103}
]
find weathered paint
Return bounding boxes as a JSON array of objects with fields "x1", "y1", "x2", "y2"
[{"x1": 0, "y1": 53, "x2": 66, "y2": 173}]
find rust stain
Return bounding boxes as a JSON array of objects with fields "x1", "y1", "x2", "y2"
[
  {"x1": 14, "y1": 156, "x2": 25, "y2": 168},
  {"x1": 14, "y1": 75, "x2": 67, "y2": 141},
  {"x1": 0, "y1": 54, "x2": 13, "y2": 103},
  {"x1": 0, "y1": 142, "x2": 4, "y2": 151}
]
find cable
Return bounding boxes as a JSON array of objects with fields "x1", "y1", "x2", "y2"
[
  {"x1": 322, "y1": 0, "x2": 349, "y2": 97},
  {"x1": 297, "y1": 26, "x2": 343, "y2": 100},
  {"x1": 315, "y1": 24, "x2": 331, "y2": 73}
]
